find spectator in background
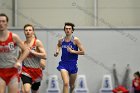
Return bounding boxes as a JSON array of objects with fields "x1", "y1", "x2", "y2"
[{"x1": 132, "y1": 71, "x2": 140, "y2": 93}]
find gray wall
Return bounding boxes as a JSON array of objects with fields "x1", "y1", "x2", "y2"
[
  {"x1": 1, "y1": 0, "x2": 140, "y2": 27},
  {"x1": 98, "y1": 0, "x2": 140, "y2": 26},
  {"x1": 11, "y1": 28, "x2": 140, "y2": 93}
]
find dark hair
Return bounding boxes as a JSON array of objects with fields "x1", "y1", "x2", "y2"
[
  {"x1": 0, "y1": 13, "x2": 9, "y2": 22},
  {"x1": 24, "y1": 24, "x2": 37, "y2": 38},
  {"x1": 24, "y1": 24, "x2": 34, "y2": 31},
  {"x1": 134, "y1": 71, "x2": 140, "y2": 77},
  {"x1": 64, "y1": 22, "x2": 75, "y2": 31}
]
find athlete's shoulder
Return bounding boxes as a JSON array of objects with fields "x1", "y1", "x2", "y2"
[
  {"x1": 58, "y1": 36, "x2": 64, "y2": 42},
  {"x1": 10, "y1": 32, "x2": 21, "y2": 43},
  {"x1": 57, "y1": 37, "x2": 64, "y2": 46},
  {"x1": 74, "y1": 36, "x2": 80, "y2": 41},
  {"x1": 36, "y1": 39, "x2": 43, "y2": 46},
  {"x1": 36, "y1": 39, "x2": 41, "y2": 43},
  {"x1": 11, "y1": 32, "x2": 19, "y2": 38},
  {"x1": 58, "y1": 36, "x2": 64, "y2": 40}
]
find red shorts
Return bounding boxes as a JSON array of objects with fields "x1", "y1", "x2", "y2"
[
  {"x1": 22, "y1": 66, "x2": 42, "y2": 82},
  {"x1": 0, "y1": 68, "x2": 18, "y2": 85}
]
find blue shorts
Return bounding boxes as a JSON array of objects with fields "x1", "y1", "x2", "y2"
[{"x1": 57, "y1": 61, "x2": 78, "y2": 74}]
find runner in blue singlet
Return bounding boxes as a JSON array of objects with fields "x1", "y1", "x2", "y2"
[{"x1": 54, "y1": 22, "x2": 85, "y2": 93}]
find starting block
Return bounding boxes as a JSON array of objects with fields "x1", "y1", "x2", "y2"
[
  {"x1": 46, "y1": 75, "x2": 60, "y2": 93},
  {"x1": 74, "y1": 75, "x2": 88, "y2": 93}
]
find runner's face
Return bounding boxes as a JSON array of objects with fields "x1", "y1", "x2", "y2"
[
  {"x1": 0, "y1": 16, "x2": 8, "y2": 31},
  {"x1": 64, "y1": 25, "x2": 73, "y2": 36},
  {"x1": 24, "y1": 26, "x2": 34, "y2": 38}
]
